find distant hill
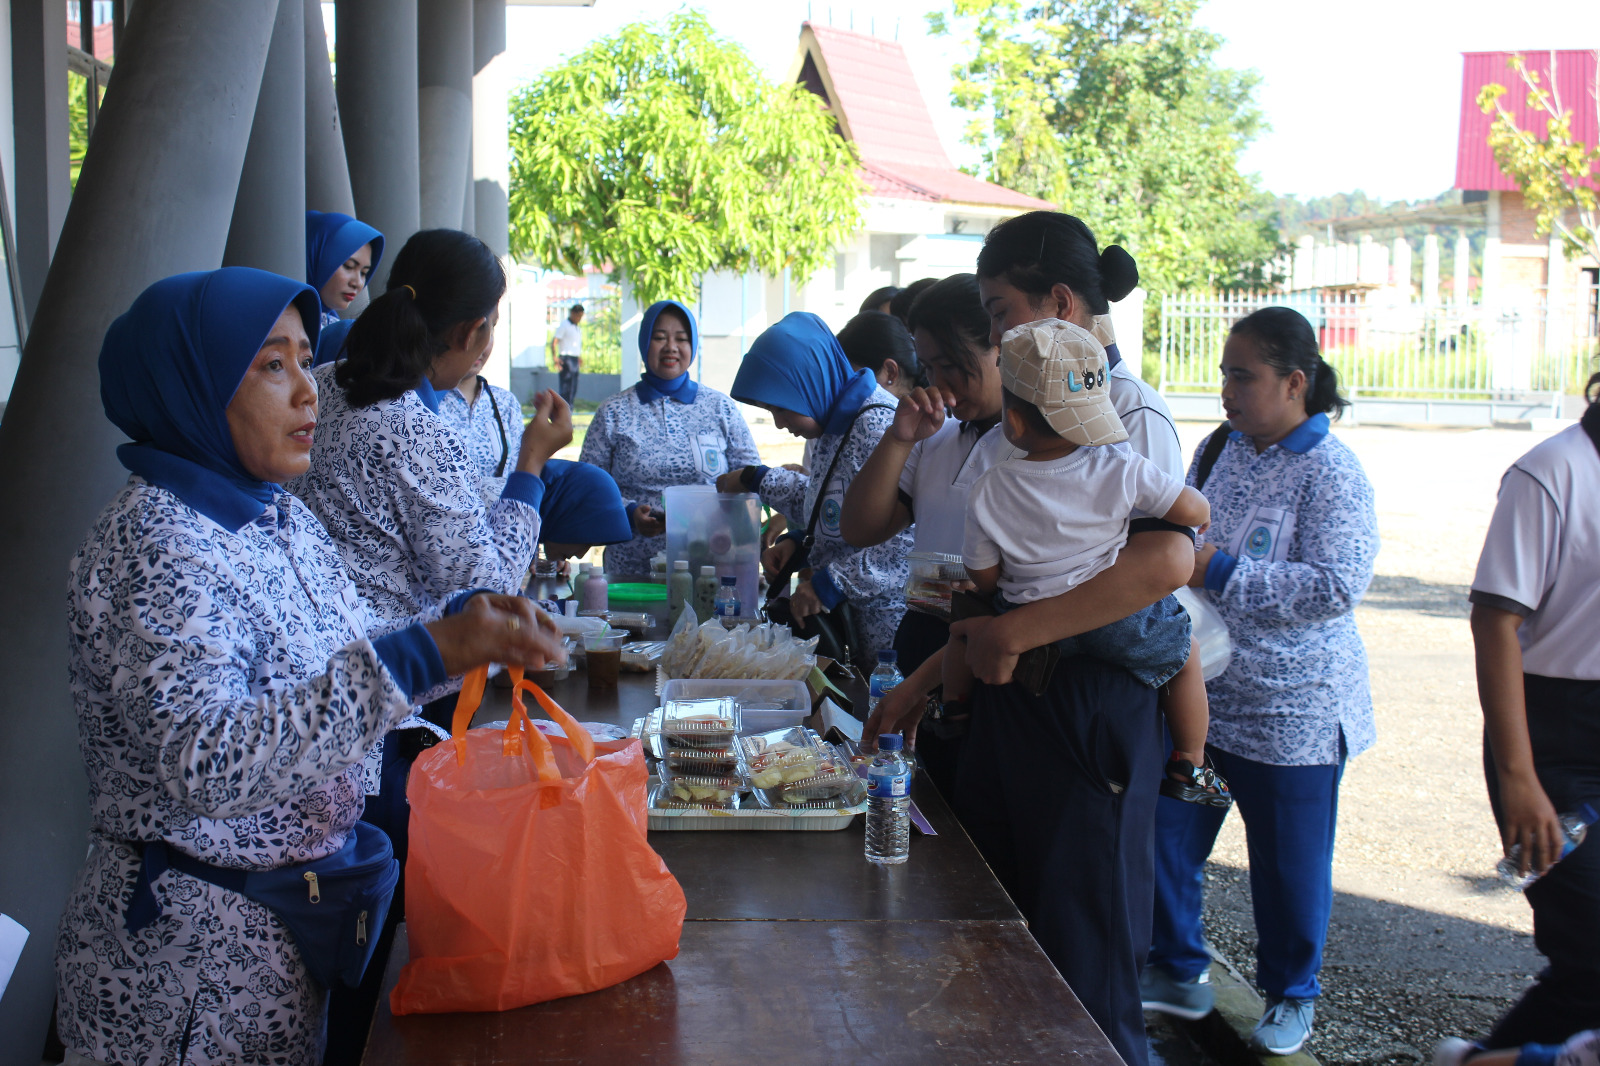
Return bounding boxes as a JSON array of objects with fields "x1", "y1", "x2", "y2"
[{"x1": 1270, "y1": 189, "x2": 1478, "y2": 241}]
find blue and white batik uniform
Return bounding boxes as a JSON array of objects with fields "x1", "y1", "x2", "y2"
[
  {"x1": 755, "y1": 386, "x2": 911, "y2": 661},
  {"x1": 290, "y1": 363, "x2": 544, "y2": 625},
  {"x1": 580, "y1": 383, "x2": 759, "y2": 575},
  {"x1": 437, "y1": 378, "x2": 523, "y2": 481},
  {"x1": 56, "y1": 482, "x2": 455, "y2": 1066},
  {"x1": 1192, "y1": 413, "x2": 1379, "y2": 764}
]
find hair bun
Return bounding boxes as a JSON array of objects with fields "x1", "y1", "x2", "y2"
[{"x1": 1098, "y1": 245, "x2": 1139, "y2": 302}]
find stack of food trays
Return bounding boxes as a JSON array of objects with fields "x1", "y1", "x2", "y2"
[{"x1": 635, "y1": 698, "x2": 867, "y2": 829}]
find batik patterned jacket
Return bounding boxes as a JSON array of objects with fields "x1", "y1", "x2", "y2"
[
  {"x1": 1191, "y1": 414, "x2": 1378, "y2": 765},
  {"x1": 437, "y1": 381, "x2": 522, "y2": 481},
  {"x1": 579, "y1": 383, "x2": 759, "y2": 575},
  {"x1": 758, "y1": 387, "x2": 912, "y2": 662},
  {"x1": 56, "y1": 482, "x2": 451, "y2": 1065},
  {"x1": 289, "y1": 364, "x2": 542, "y2": 624}
]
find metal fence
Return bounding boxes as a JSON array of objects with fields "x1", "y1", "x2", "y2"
[{"x1": 1159, "y1": 288, "x2": 1599, "y2": 409}]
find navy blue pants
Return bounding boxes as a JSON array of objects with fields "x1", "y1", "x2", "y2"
[
  {"x1": 1148, "y1": 744, "x2": 1344, "y2": 1001},
  {"x1": 1482, "y1": 674, "x2": 1600, "y2": 1049},
  {"x1": 892, "y1": 608, "x2": 963, "y2": 802},
  {"x1": 955, "y1": 655, "x2": 1161, "y2": 1066}
]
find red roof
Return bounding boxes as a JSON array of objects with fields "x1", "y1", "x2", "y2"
[
  {"x1": 1456, "y1": 50, "x2": 1597, "y2": 191},
  {"x1": 66, "y1": 20, "x2": 115, "y2": 59},
  {"x1": 800, "y1": 23, "x2": 1052, "y2": 211}
]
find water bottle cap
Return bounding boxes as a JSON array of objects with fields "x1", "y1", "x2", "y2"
[
  {"x1": 720, "y1": 575, "x2": 738, "y2": 585},
  {"x1": 877, "y1": 649, "x2": 898, "y2": 664},
  {"x1": 673, "y1": 559, "x2": 690, "y2": 570},
  {"x1": 700, "y1": 565, "x2": 716, "y2": 576},
  {"x1": 877, "y1": 733, "x2": 904, "y2": 751}
]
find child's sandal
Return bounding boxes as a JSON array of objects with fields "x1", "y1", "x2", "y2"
[{"x1": 1161, "y1": 754, "x2": 1234, "y2": 808}]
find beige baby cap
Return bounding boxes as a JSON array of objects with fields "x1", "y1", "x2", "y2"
[{"x1": 999, "y1": 319, "x2": 1128, "y2": 446}]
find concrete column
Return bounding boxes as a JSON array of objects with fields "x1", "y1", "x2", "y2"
[
  {"x1": 10, "y1": 0, "x2": 70, "y2": 322},
  {"x1": 224, "y1": 0, "x2": 305, "y2": 279},
  {"x1": 1454, "y1": 234, "x2": 1471, "y2": 308},
  {"x1": 304, "y1": 0, "x2": 354, "y2": 217},
  {"x1": 472, "y1": 0, "x2": 509, "y2": 257},
  {"x1": 0, "y1": 2, "x2": 277, "y2": 1057},
  {"x1": 418, "y1": 0, "x2": 473, "y2": 231},
  {"x1": 1482, "y1": 191, "x2": 1503, "y2": 309},
  {"x1": 461, "y1": 145, "x2": 476, "y2": 232},
  {"x1": 338, "y1": 0, "x2": 420, "y2": 293},
  {"x1": 1422, "y1": 234, "x2": 1440, "y2": 307}
]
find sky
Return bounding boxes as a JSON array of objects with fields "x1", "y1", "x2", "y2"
[{"x1": 503, "y1": 0, "x2": 1595, "y2": 205}]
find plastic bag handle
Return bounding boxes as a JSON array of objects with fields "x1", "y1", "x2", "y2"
[
  {"x1": 449, "y1": 665, "x2": 490, "y2": 765},
  {"x1": 512, "y1": 674, "x2": 596, "y2": 765}
]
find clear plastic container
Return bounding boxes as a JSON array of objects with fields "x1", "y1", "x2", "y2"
[
  {"x1": 737, "y1": 727, "x2": 836, "y2": 791},
  {"x1": 751, "y1": 775, "x2": 866, "y2": 809},
  {"x1": 649, "y1": 733, "x2": 740, "y2": 775},
  {"x1": 651, "y1": 779, "x2": 742, "y2": 810},
  {"x1": 658, "y1": 679, "x2": 811, "y2": 734},
  {"x1": 659, "y1": 764, "x2": 746, "y2": 801},
  {"x1": 663, "y1": 485, "x2": 762, "y2": 625},
  {"x1": 654, "y1": 697, "x2": 740, "y2": 747},
  {"x1": 621, "y1": 640, "x2": 667, "y2": 673},
  {"x1": 903, "y1": 551, "x2": 970, "y2": 620}
]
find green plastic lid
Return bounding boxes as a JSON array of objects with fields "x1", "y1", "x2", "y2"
[{"x1": 607, "y1": 582, "x2": 668, "y2": 601}]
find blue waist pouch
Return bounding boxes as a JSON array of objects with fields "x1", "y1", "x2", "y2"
[{"x1": 124, "y1": 820, "x2": 399, "y2": 990}]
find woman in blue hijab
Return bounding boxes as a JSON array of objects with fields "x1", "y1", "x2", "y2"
[
  {"x1": 717, "y1": 312, "x2": 913, "y2": 668},
  {"x1": 578, "y1": 298, "x2": 761, "y2": 575},
  {"x1": 306, "y1": 209, "x2": 384, "y2": 364},
  {"x1": 57, "y1": 267, "x2": 562, "y2": 1065}
]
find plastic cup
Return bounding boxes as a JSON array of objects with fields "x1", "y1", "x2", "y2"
[{"x1": 585, "y1": 629, "x2": 625, "y2": 690}]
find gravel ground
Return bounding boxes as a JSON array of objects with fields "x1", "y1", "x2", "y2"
[{"x1": 1171, "y1": 420, "x2": 1559, "y2": 1066}]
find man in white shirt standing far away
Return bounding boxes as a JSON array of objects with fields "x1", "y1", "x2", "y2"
[{"x1": 549, "y1": 303, "x2": 585, "y2": 408}]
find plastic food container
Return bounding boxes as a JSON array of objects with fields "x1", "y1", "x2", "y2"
[
  {"x1": 650, "y1": 780, "x2": 742, "y2": 810},
  {"x1": 659, "y1": 764, "x2": 746, "y2": 802},
  {"x1": 649, "y1": 733, "x2": 740, "y2": 775},
  {"x1": 736, "y1": 727, "x2": 834, "y2": 790},
  {"x1": 751, "y1": 775, "x2": 867, "y2": 810},
  {"x1": 654, "y1": 697, "x2": 740, "y2": 748},
  {"x1": 607, "y1": 611, "x2": 657, "y2": 633},
  {"x1": 621, "y1": 640, "x2": 667, "y2": 673},
  {"x1": 904, "y1": 551, "x2": 970, "y2": 620},
  {"x1": 658, "y1": 679, "x2": 811, "y2": 734}
]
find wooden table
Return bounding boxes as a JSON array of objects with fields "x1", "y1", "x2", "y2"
[{"x1": 361, "y1": 672, "x2": 1123, "y2": 1065}]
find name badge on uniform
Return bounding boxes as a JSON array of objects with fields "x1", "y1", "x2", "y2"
[
  {"x1": 1228, "y1": 506, "x2": 1295, "y2": 564},
  {"x1": 696, "y1": 431, "x2": 727, "y2": 479}
]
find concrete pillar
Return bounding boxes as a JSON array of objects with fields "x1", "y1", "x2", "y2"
[
  {"x1": 1454, "y1": 234, "x2": 1471, "y2": 308},
  {"x1": 224, "y1": 0, "x2": 305, "y2": 279},
  {"x1": 1482, "y1": 190, "x2": 1503, "y2": 309},
  {"x1": 418, "y1": 0, "x2": 473, "y2": 231},
  {"x1": 1390, "y1": 237, "x2": 1411, "y2": 297},
  {"x1": 0, "y1": 2, "x2": 277, "y2": 1057},
  {"x1": 472, "y1": 0, "x2": 509, "y2": 258},
  {"x1": 1422, "y1": 234, "x2": 1440, "y2": 307},
  {"x1": 304, "y1": 0, "x2": 354, "y2": 217},
  {"x1": 338, "y1": 0, "x2": 420, "y2": 293},
  {"x1": 10, "y1": 0, "x2": 70, "y2": 322}
]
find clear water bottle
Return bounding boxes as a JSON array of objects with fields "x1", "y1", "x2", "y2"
[
  {"x1": 865, "y1": 733, "x2": 912, "y2": 865},
  {"x1": 1496, "y1": 802, "x2": 1597, "y2": 889},
  {"x1": 714, "y1": 575, "x2": 741, "y2": 624},
  {"x1": 867, "y1": 649, "x2": 902, "y2": 717}
]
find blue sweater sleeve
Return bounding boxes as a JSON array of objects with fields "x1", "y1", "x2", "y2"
[{"x1": 372, "y1": 623, "x2": 447, "y2": 701}]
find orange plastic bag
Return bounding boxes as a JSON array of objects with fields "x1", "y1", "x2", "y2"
[{"x1": 390, "y1": 666, "x2": 686, "y2": 1014}]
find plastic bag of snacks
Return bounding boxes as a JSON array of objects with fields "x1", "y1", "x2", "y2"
[{"x1": 659, "y1": 606, "x2": 817, "y2": 681}]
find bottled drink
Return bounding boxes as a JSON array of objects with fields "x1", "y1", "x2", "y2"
[
  {"x1": 865, "y1": 733, "x2": 912, "y2": 865},
  {"x1": 579, "y1": 568, "x2": 608, "y2": 616},
  {"x1": 1496, "y1": 803, "x2": 1597, "y2": 889},
  {"x1": 668, "y1": 559, "x2": 693, "y2": 625},
  {"x1": 714, "y1": 575, "x2": 741, "y2": 624},
  {"x1": 572, "y1": 561, "x2": 592, "y2": 604},
  {"x1": 694, "y1": 565, "x2": 719, "y2": 621},
  {"x1": 867, "y1": 649, "x2": 902, "y2": 717}
]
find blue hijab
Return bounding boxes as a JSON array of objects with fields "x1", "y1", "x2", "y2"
[
  {"x1": 730, "y1": 312, "x2": 877, "y2": 436},
  {"x1": 100, "y1": 268, "x2": 323, "y2": 531},
  {"x1": 635, "y1": 300, "x2": 699, "y2": 404},
  {"x1": 538, "y1": 459, "x2": 632, "y2": 546},
  {"x1": 305, "y1": 210, "x2": 384, "y2": 312}
]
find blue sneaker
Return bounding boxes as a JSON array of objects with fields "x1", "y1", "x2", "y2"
[
  {"x1": 1252, "y1": 997, "x2": 1315, "y2": 1056},
  {"x1": 1139, "y1": 964, "x2": 1214, "y2": 1020}
]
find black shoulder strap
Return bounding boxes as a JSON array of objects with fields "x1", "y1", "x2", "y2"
[
  {"x1": 1194, "y1": 420, "x2": 1231, "y2": 491},
  {"x1": 482, "y1": 377, "x2": 510, "y2": 478}
]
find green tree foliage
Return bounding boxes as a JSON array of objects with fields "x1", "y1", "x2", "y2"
[
  {"x1": 1477, "y1": 52, "x2": 1599, "y2": 266},
  {"x1": 508, "y1": 11, "x2": 864, "y2": 307},
  {"x1": 931, "y1": 0, "x2": 1279, "y2": 291}
]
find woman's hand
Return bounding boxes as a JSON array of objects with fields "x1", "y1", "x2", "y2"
[
  {"x1": 631, "y1": 503, "x2": 665, "y2": 537},
  {"x1": 516, "y1": 390, "x2": 574, "y2": 475},
  {"x1": 762, "y1": 538, "x2": 797, "y2": 580},
  {"x1": 888, "y1": 387, "x2": 947, "y2": 445},
  {"x1": 862, "y1": 678, "x2": 930, "y2": 751},
  {"x1": 715, "y1": 469, "x2": 745, "y2": 493},
  {"x1": 1497, "y1": 769, "x2": 1565, "y2": 877},
  {"x1": 1189, "y1": 543, "x2": 1219, "y2": 588},
  {"x1": 788, "y1": 579, "x2": 824, "y2": 621},
  {"x1": 948, "y1": 615, "x2": 1019, "y2": 686},
  {"x1": 425, "y1": 593, "x2": 566, "y2": 676}
]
